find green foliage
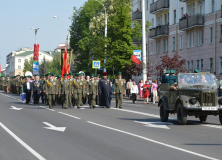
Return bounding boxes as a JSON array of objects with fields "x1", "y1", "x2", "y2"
[
  {"x1": 44, "y1": 55, "x2": 61, "y2": 75},
  {"x1": 23, "y1": 57, "x2": 33, "y2": 75},
  {"x1": 39, "y1": 56, "x2": 47, "y2": 76},
  {"x1": 70, "y1": 0, "x2": 148, "y2": 76}
]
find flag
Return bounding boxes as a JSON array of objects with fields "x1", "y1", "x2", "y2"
[
  {"x1": 61, "y1": 47, "x2": 70, "y2": 79},
  {"x1": 33, "y1": 44, "x2": 39, "y2": 61},
  {"x1": 131, "y1": 54, "x2": 141, "y2": 65}
]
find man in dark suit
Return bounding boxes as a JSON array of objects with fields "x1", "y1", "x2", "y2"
[
  {"x1": 31, "y1": 75, "x2": 42, "y2": 105},
  {"x1": 23, "y1": 76, "x2": 32, "y2": 104}
]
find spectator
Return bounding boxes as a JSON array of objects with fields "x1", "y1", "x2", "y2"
[
  {"x1": 126, "y1": 79, "x2": 133, "y2": 98},
  {"x1": 152, "y1": 80, "x2": 158, "y2": 104},
  {"x1": 124, "y1": 79, "x2": 127, "y2": 96},
  {"x1": 143, "y1": 81, "x2": 150, "y2": 104},
  {"x1": 136, "y1": 8, "x2": 139, "y2": 12},
  {"x1": 185, "y1": 13, "x2": 188, "y2": 18},
  {"x1": 131, "y1": 81, "x2": 138, "y2": 104},
  {"x1": 138, "y1": 80, "x2": 144, "y2": 98},
  {"x1": 147, "y1": 77, "x2": 153, "y2": 103}
]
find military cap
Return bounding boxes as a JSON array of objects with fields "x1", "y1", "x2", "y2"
[
  {"x1": 97, "y1": 74, "x2": 100, "y2": 77},
  {"x1": 75, "y1": 73, "x2": 78, "y2": 76},
  {"x1": 117, "y1": 72, "x2": 122, "y2": 75},
  {"x1": 49, "y1": 73, "x2": 54, "y2": 76},
  {"x1": 79, "y1": 73, "x2": 84, "y2": 75},
  {"x1": 194, "y1": 69, "x2": 200, "y2": 73},
  {"x1": 90, "y1": 74, "x2": 95, "y2": 77},
  {"x1": 108, "y1": 76, "x2": 110, "y2": 79},
  {"x1": 166, "y1": 70, "x2": 176, "y2": 74},
  {"x1": 58, "y1": 75, "x2": 61, "y2": 78},
  {"x1": 63, "y1": 73, "x2": 68, "y2": 76},
  {"x1": 69, "y1": 72, "x2": 73, "y2": 75}
]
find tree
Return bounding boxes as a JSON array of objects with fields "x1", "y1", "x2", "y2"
[
  {"x1": 155, "y1": 53, "x2": 186, "y2": 77},
  {"x1": 125, "y1": 61, "x2": 143, "y2": 76},
  {"x1": 39, "y1": 56, "x2": 47, "y2": 76},
  {"x1": 23, "y1": 57, "x2": 33, "y2": 75},
  {"x1": 45, "y1": 55, "x2": 61, "y2": 75}
]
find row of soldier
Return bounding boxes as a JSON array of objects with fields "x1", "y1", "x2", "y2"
[{"x1": 0, "y1": 72, "x2": 125, "y2": 109}]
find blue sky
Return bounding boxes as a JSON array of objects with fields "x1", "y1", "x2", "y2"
[{"x1": 0, "y1": 0, "x2": 88, "y2": 68}]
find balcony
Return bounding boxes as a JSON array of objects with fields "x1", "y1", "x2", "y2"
[
  {"x1": 132, "y1": 11, "x2": 142, "y2": 21},
  {"x1": 179, "y1": 14, "x2": 205, "y2": 30},
  {"x1": 132, "y1": 38, "x2": 142, "y2": 44},
  {"x1": 149, "y1": 25, "x2": 169, "y2": 39},
  {"x1": 150, "y1": 0, "x2": 169, "y2": 14}
]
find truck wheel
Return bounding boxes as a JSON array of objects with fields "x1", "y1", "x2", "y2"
[
  {"x1": 177, "y1": 103, "x2": 187, "y2": 125},
  {"x1": 199, "y1": 115, "x2": 207, "y2": 122},
  {"x1": 219, "y1": 115, "x2": 222, "y2": 125},
  {"x1": 159, "y1": 102, "x2": 169, "y2": 122}
]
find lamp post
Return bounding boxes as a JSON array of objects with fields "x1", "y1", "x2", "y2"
[
  {"x1": 31, "y1": 27, "x2": 40, "y2": 44},
  {"x1": 142, "y1": 0, "x2": 147, "y2": 82},
  {"x1": 95, "y1": 0, "x2": 107, "y2": 72},
  {"x1": 53, "y1": 16, "x2": 70, "y2": 49}
]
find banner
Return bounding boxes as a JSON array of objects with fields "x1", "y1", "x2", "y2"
[
  {"x1": 33, "y1": 44, "x2": 39, "y2": 61},
  {"x1": 33, "y1": 62, "x2": 39, "y2": 75},
  {"x1": 61, "y1": 47, "x2": 70, "y2": 79}
]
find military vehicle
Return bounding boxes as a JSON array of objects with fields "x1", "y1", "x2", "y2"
[{"x1": 158, "y1": 72, "x2": 222, "y2": 125}]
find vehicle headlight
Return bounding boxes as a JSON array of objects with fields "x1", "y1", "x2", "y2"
[
  {"x1": 218, "y1": 98, "x2": 222, "y2": 105},
  {"x1": 189, "y1": 97, "x2": 197, "y2": 105}
]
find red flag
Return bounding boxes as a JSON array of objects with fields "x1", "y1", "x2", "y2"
[
  {"x1": 33, "y1": 44, "x2": 39, "y2": 61},
  {"x1": 131, "y1": 54, "x2": 141, "y2": 65},
  {"x1": 61, "y1": 47, "x2": 70, "y2": 79}
]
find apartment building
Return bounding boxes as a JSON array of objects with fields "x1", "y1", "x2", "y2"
[
  {"x1": 6, "y1": 48, "x2": 59, "y2": 76},
  {"x1": 132, "y1": 0, "x2": 222, "y2": 79}
]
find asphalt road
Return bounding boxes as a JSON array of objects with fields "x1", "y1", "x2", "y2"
[{"x1": 0, "y1": 91, "x2": 221, "y2": 160}]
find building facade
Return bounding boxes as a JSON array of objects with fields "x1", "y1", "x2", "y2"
[
  {"x1": 6, "y1": 48, "x2": 59, "y2": 76},
  {"x1": 132, "y1": 0, "x2": 222, "y2": 79}
]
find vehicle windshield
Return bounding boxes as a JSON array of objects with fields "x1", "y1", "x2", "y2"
[{"x1": 178, "y1": 73, "x2": 217, "y2": 88}]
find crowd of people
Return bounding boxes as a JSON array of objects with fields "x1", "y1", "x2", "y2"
[{"x1": 0, "y1": 72, "x2": 126, "y2": 109}]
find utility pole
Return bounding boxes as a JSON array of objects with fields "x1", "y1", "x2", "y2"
[{"x1": 142, "y1": 0, "x2": 147, "y2": 82}]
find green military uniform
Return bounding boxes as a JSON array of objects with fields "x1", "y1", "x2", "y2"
[
  {"x1": 72, "y1": 73, "x2": 79, "y2": 107},
  {"x1": 96, "y1": 74, "x2": 100, "y2": 105},
  {"x1": 87, "y1": 74, "x2": 98, "y2": 109},
  {"x1": 114, "y1": 72, "x2": 125, "y2": 109},
  {"x1": 80, "y1": 73, "x2": 87, "y2": 105},
  {"x1": 60, "y1": 74, "x2": 71, "y2": 109},
  {"x1": 57, "y1": 76, "x2": 62, "y2": 104},
  {"x1": 15, "y1": 76, "x2": 20, "y2": 95},
  {"x1": 75, "y1": 73, "x2": 85, "y2": 108},
  {"x1": 6, "y1": 77, "x2": 11, "y2": 93},
  {"x1": 0, "y1": 78, "x2": 2, "y2": 90},
  {"x1": 46, "y1": 73, "x2": 58, "y2": 109},
  {"x1": 169, "y1": 82, "x2": 178, "y2": 90},
  {"x1": 68, "y1": 72, "x2": 74, "y2": 107},
  {"x1": 43, "y1": 74, "x2": 48, "y2": 105}
]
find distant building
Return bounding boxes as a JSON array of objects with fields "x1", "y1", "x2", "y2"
[
  {"x1": 54, "y1": 43, "x2": 66, "y2": 52},
  {"x1": 6, "y1": 48, "x2": 60, "y2": 76}
]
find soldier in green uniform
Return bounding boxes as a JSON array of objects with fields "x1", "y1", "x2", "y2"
[
  {"x1": 15, "y1": 75, "x2": 20, "y2": 95},
  {"x1": 59, "y1": 73, "x2": 71, "y2": 109},
  {"x1": 87, "y1": 74, "x2": 98, "y2": 109},
  {"x1": 57, "y1": 75, "x2": 62, "y2": 104},
  {"x1": 40, "y1": 75, "x2": 46, "y2": 104},
  {"x1": 114, "y1": 72, "x2": 125, "y2": 109},
  {"x1": 96, "y1": 74, "x2": 100, "y2": 105},
  {"x1": 46, "y1": 73, "x2": 58, "y2": 109},
  {"x1": 72, "y1": 73, "x2": 78, "y2": 107},
  {"x1": 68, "y1": 72, "x2": 74, "y2": 107},
  {"x1": 43, "y1": 74, "x2": 49, "y2": 105},
  {"x1": 80, "y1": 73, "x2": 87, "y2": 105},
  {"x1": 6, "y1": 76, "x2": 11, "y2": 93},
  {"x1": 75, "y1": 73, "x2": 85, "y2": 109},
  {"x1": 0, "y1": 77, "x2": 2, "y2": 90}
]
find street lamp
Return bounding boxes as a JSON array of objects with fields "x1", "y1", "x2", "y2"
[
  {"x1": 95, "y1": 0, "x2": 107, "y2": 72},
  {"x1": 31, "y1": 27, "x2": 40, "y2": 44},
  {"x1": 53, "y1": 16, "x2": 70, "y2": 49}
]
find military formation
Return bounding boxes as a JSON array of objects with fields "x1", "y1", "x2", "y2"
[{"x1": 0, "y1": 71, "x2": 126, "y2": 109}]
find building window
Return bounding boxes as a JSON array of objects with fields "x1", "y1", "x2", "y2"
[
  {"x1": 209, "y1": 58, "x2": 213, "y2": 73},
  {"x1": 18, "y1": 66, "x2": 21, "y2": 69},
  {"x1": 197, "y1": 60, "x2": 200, "y2": 70},
  {"x1": 187, "y1": 32, "x2": 194, "y2": 48},
  {"x1": 157, "y1": 15, "x2": 162, "y2": 25},
  {"x1": 220, "y1": 57, "x2": 222, "y2": 74},
  {"x1": 179, "y1": 35, "x2": 183, "y2": 49},
  {"x1": 181, "y1": 7, "x2": 184, "y2": 18},
  {"x1": 163, "y1": 39, "x2": 168, "y2": 53},
  {"x1": 209, "y1": 27, "x2": 213, "y2": 44},
  {"x1": 156, "y1": 41, "x2": 161, "y2": 54},
  {"x1": 187, "y1": 61, "x2": 190, "y2": 69},
  {"x1": 197, "y1": 30, "x2": 204, "y2": 46},
  {"x1": 164, "y1": 13, "x2": 169, "y2": 25},
  {"x1": 152, "y1": 19, "x2": 154, "y2": 27},
  {"x1": 174, "y1": 10, "x2": 176, "y2": 24},
  {"x1": 172, "y1": 37, "x2": 175, "y2": 51},
  {"x1": 18, "y1": 59, "x2": 21, "y2": 63},
  {"x1": 220, "y1": 25, "x2": 222, "y2": 42},
  {"x1": 212, "y1": 0, "x2": 215, "y2": 12},
  {"x1": 150, "y1": 42, "x2": 153, "y2": 55},
  {"x1": 201, "y1": 59, "x2": 203, "y2": 71}
]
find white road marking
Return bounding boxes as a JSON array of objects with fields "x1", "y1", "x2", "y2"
[
  {"x1": 87, "y1": 121, "x2": 218, "y2": 160},
  {"x1": 39, "y1": 106, "x2": 55, "y2": 111},
  {"x1": 43, "y1": 122, "x2": 66, "y2": 132},
  {"x1": 80, "y1": 108, "x2": 85, "y2": 110},
  {"x1": 134, "y1": 121, "x2": 173, "y2": 129},
  {"x1": 58, "y1": 112, "x2": 81, "y2": 119},
  {"x1": 0, "y1": 122, "x2": 46, "y2": 160},
  {"x1": 199, "y1": 124, "x2": 222, "y2": 129},
  {"x1": 10, "y1": 106, "x2": 23, "y2": 111},
  {"x1": 111, "y1": 107, "x2": 159, "y2": 118}
]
